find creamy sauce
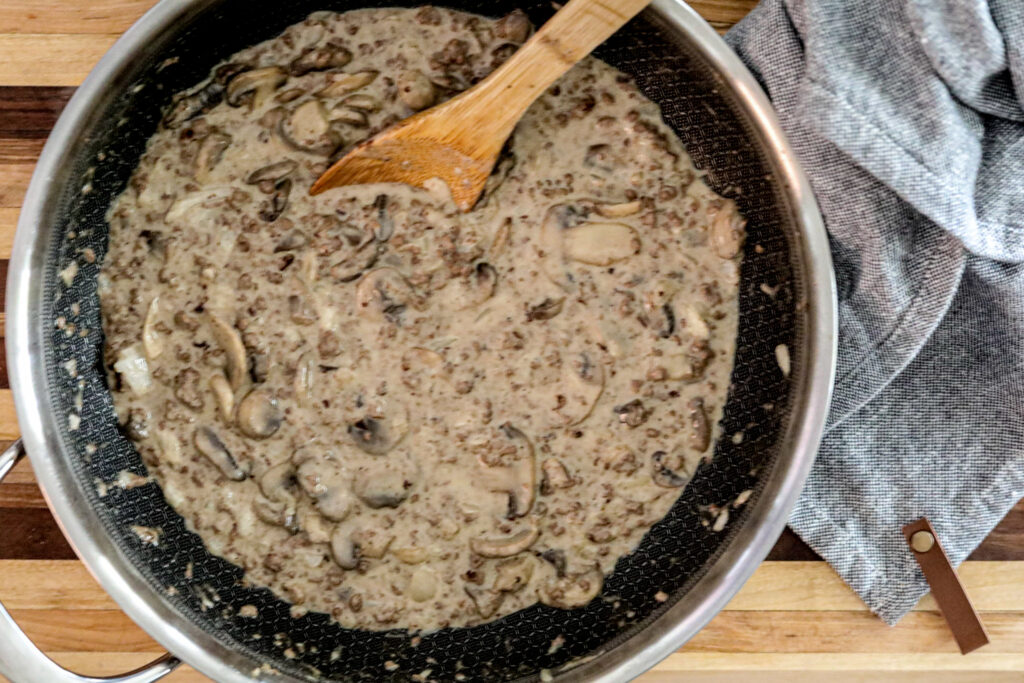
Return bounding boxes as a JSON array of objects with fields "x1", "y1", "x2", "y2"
[{"x1": 100, "y1": 7, "x2": 744, "y2": 631}]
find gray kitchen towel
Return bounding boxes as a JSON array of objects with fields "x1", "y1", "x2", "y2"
[{"x1": 726, "y1": 0, "x2": 1024, "y2": 623}]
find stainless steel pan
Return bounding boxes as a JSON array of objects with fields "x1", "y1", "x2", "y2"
[{"x1": 1, "y1": 1, "x2": 836, "y2": 680}]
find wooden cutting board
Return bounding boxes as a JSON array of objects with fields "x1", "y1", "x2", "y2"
[{"x1": 0, "y1": 1, "x2": 1022, "y2": 681}]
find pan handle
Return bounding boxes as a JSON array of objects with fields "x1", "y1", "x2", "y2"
[{"x1": 0, "y1": 439, "x2": 181, "y2": 683}]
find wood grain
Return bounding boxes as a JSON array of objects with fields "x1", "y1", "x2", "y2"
[
  {"x1": 0, "y1": 34, "x2": 118, "y2": 87},
  {"x1": 3, "y1": 560, "x2": 1023, "y2": 614},
  {"x1": 0, "y1": 1, "x2": 152, "y2": 35}
]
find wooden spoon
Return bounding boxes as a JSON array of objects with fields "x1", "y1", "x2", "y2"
[{"x1": 309, "y1": 0, "x2": 652, "y2": 211}]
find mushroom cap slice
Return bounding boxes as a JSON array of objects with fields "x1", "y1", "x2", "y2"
[
  {"x1": 142, "y1": 297, "x2": 163, "y2": 360},
  {"x1": 562, "y1": 222, "x2": 641, "y2": 266},
  {"x1": 236, "y1": 389, "x2": 283, "y2": 439},
  {"x1": 194, "y1": 426, "x2": 248, "y2": 481},
  {"x1": 207, "y1": 313, "x2": 247, "y2": 390},
  {"x1": 354, "y1": 268, "x2": 418, "y2": 323},
  {"x1": 465, "y1": 584, "x2": 505, "y2": 618},
  {"x1": 226, "y1": 66, "x2": 287, "y2": 107},
  {"x1": 469, "y1": 520, "x2": 539, "y2": 558},
  {"x1": 330, "y1": 527, "x2": 360, "y2": 570}
]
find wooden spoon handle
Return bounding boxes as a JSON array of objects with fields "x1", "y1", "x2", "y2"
[{"x1": 475, "y1": 0, "x2": 651, "y2": 135}]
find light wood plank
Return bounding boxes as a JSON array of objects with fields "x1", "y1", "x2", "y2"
[
  {"x1": 639, "y1": 673, "x2": 1024, "y2": 683},
  {"x1": 683, "y1": 611, "x2": 1024, "y2": 653},
  {"x1": 3, "y1": 559, "x2": 1023, "y2": 613},
  {"x1": 727, "y1": 561, "x2": 1024, "y2": 612},
  {"x1": 0, "y1": 561, "x2": 116, "y2": 609},
  {"x1": 0, "y1": 208, "x2": 18, "y2": 258},
  {"x1": 12, "y1": 609, "x2": 160, "y2": 652},
  {"x1": 654, "y1": 652, "x2": 1024, "y2": 672},
  {"x1": 0, "y1": 162, "x2": 33, "y2": 208},
  {"x1": 0, "y1": 1, "x2": 152, "y2": 35},
  {"x1": 0, "y1": 391, "x2": 18, "y2": 440},
  {"x1": 0, "y1": 34, "x2": 119, "y2": 87}
]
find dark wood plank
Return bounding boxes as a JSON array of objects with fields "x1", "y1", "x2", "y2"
[
  {"x1": 0, "y1": 86, "x2": 74, "y2": 137},
  {"x1": 0, "y1": 507, "x2": 76, "y2": 559}
]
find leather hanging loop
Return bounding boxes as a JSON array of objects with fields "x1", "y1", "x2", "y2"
[{"x1": 903, "y1": 517, "x2": 989, "y2": 654}]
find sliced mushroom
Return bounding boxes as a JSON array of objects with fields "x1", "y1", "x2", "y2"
[
  {"x1": 408, "y1": 566, "x2": 438, "y2": 602},
  {"x1": 442, "y1": 262, "x2": 498, "y2": 310},
  {"x1": 391, "y1": 546, "x2": 429, "y2": 564},
  {"x1": 396, "y1": 69, "x2": 436, "y2": 110},
  {"x1": 354, "y1": 268, "x2": 417, "y2": 323},
  {"x1": 329, "y1": 106, "x2": 368, "y2": 127},
  {"x1": 470, "y1": 520, "x2": 539, "y2": 558},
  {"x1": 253, "y1": 496, "x2": 298, "y2": 532},
  {"x1": 317, "y1": 487, "x2": 355, "y2": 522},
  {"x1": 194, "y1": 426, "x2": 248, "y2": 480},
  {"x1": 194, "y1": 131, "x2": 231, "y2": 184},
  {"x1": 237, "y1": 389, "x2": 282, "y2": 439},
  {"x1": 209, "y1": 372, "x2": 234, "y2": 423},
  {"x1": 279, "y1": 100, "x2": 340, "y2": 155},
  {"x1": 289, "y1": 43, "x2": 353, "y2": 76},
  {"x1": 274, "y1": 228, "x2": 307, "y2": 252},
  {"x1": 687, "y1": 398, "x2": 711, "y2": 452},
  {"x1": 330, "y1": 528, "x2": 360, "y2": 570},
  {"x1": 258, "y1": 177, "x2": 291, "y2": 222},
  {"x1": 293, "y1": 452, "x2": 354, "y2": 521},
  {"x1": 163, "y1": 83, "x2": 225, "y2": 128},
  {"x1": 352, "y1": 469, "x2": 411, "y2": 509},
  {"x1": 525, "y1": 297, "x2": 564, "y2": 321},
  {"x1": 259, "y1": 462, "x2": 296, "y2": 501},
  {"x1": 465, "y1": 585, "x2": 505, "y2": 618},
  {"x1": 288, "y1": 295, "x2": 316, "y2": 325},
  {"x1": 539, "y1": 548, "x2": 567, "y2": 577},
  {"x1": 372, "y1": 193, "x2": 394, "y2": 241},
  {"x1": 244, "y1": 160, "x2": 297, "y2": 185},
  {"x1": 595, "y1": 200, "x2": 642, "y2": 218},
  {"x1": 347, "y1": 406, "x2": 408, "y2": 455},
  {"x1": 541, "y1": 458, "x2": 573, "y2": 493},
  {"x1": 710, "y1": 200, "x2": 746, "y2": 259},
  {"x1": 614, "y1": 399, "x2": 649, "y2": 427},
  {"x1": 493, "y1": 555, "x2": 535, "y2": 593},
  {"x1": 556, "y1": 351, "x2": 605, "y2": 426},
  {"x1": 538, "y1": 569, "x2": 603, "y2": 609},
  {"x1": 142, "y1": 297, "x2": 163, "y2": 360},
  {"x1": 651, "y1": 449, "x2": 691, "y2": 488},
  {"x1": 226, "y1": 66, "x2": 287, "y2": 108},
  {"x1": 292, "y1": 351, "x2": 315, "y2": 404},
  {"x1": 563, "y1": 222, "x2": 640, "y2": 266},
  {"x1": 327, "y1": 236, "x2": 378, "y2": 282},
  {"x1": 208, "y1": 314, "x2": 247, "y2": 390},
  {"x1": 477, "y1": 424, "x2": 536, "y2": 518},
  {"x1": 340, "y1": 93, "x2": 380, "y2": 112},
  {"x1": 316, "y1": 70, "x2": 378, "y2": 99},
  {"x1": 495, "y1": 9, "x2": 531, "y2": 43}
]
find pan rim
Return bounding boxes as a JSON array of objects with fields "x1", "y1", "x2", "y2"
[{"x1": 6, "y1": 1, "x2": 837, "y2": 681}]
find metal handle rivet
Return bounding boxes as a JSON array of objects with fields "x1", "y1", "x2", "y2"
[{"x1": 911, "y1": 530, "x2": 935, "y2": 553}]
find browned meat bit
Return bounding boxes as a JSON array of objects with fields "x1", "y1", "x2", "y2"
[
  {"x1": 688, "y1": 397, "x2": 711, "y2": 452},
  {"x1": 318, "y1": 330, "x2": 342, "y2": 358},
  {"x1": 174, "y1": 368, "x2": 204, "y2": 410},
  {"x1": 414, "y1": 6, "x2": 442, "y2": 25},
  {"x1": 614, "y1": 399, "x2": 649, "y2": 427}
]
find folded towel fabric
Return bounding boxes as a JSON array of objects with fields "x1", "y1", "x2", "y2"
[{"x1": 727, "y1": 0, "x2": 1024, "y2": 623}]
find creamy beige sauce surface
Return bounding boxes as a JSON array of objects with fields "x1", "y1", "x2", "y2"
[{"x1": 100, "y1": 6, "x2": 745, "y2": 632}]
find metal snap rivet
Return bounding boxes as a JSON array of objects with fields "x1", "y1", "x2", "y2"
[{"x1": 911, "y1": 530, "x2": 935, "y2": 553}]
